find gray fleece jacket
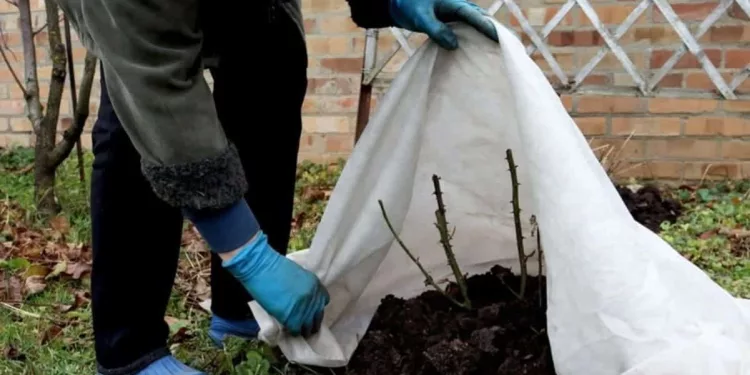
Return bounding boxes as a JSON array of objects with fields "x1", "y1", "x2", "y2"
[{"x1": 55, "y1": 0, "x2": 395, "y2": 211}]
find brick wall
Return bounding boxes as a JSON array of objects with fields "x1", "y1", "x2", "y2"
[{"x1": 0, "y1": 0, "x2": 748, "y2": 181}]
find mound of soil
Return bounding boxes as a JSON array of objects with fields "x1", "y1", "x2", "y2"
[
  {"x1": 337, "y1": 265, "x2": 550, "y2": 375},
  {"x1": 616, "y1": 184, "x2": 682, "y2": 233},
  {"x1": 293, "y1": 184, "x2": 682, "y2": 375}
]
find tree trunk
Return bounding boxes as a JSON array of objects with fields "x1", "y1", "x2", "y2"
[{"x1": 33, "y1": 140, "x2": 60, "y2": 216}]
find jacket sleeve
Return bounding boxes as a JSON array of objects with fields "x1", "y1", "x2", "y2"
[
  {"x1": 62, "y1": 0, "x2": 247, "y2": 211},
  {"x1": 346, "y1": 0, "x2": 397, "y2": 29}
]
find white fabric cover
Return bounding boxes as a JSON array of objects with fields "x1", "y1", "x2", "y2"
[{"x1": 242, "y1": 21, "x2": 750, "y2": 374}]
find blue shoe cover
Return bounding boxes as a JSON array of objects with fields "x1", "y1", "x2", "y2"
[{"x1": 137, "y1": 356, "x2": 205, "y2": 375}]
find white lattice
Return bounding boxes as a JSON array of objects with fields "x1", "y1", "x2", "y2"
[{"x1": 362, "y1": 0, "x2": 750, "y2": 100}]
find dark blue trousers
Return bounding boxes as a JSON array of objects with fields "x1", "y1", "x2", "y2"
[{"x1": 89, "y1": 7, "x2": 308, "y2": 373}]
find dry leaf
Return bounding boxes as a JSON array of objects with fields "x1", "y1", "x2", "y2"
[
  {"x1": 40, "y1": 325, "x2": 63, "y2": 345},
  {"x1": 193, "y1": 277, "x2": 210, "y2": 301},
  {"x1": 23, "y1": 275, "x2": 46, "y2": 296},
  {"x1": 6, "y1": 276, "x2": 23, "y2": 302},
  {"x1": 49, "y1": 215, "x2": 70, "y2": 235},
  {"x1": 46, "y1": 261, "x2": 68, "y2": 280},
  {"x1": 3, "y1": 345, "x2": 24, "y2": 361},
  {"x1": 65, "y1": 262, "x2": 92, "y2": 279},
  {"x1": 24, "y1": 264, "x2": 50, "y2": 278}
]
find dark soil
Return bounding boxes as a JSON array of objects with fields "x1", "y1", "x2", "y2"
[
  {"x1": 288, "y1": 184, "x2": 682, "y2": 375},
  {"x1": 337, "y1": 265, "x2": 550, "y2": 375},
  {"x1": 616, "y1": 184, "x2": 682, "y2": 233}
]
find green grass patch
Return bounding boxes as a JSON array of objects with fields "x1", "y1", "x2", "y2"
[{"x1": 1, "y1": 146, "x2": 749, "y2": 373}]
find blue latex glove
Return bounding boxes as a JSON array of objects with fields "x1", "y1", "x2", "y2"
[
  {"x1": 222, "y1": 231, "x2": 329, "y2": 337},
  {"x1": 389, "y1": 0, "x2": 498, "y2": 50}
]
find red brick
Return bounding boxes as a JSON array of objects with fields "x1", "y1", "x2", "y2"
[
  {"x1": 324, "y1": 133, "x2": 353, "y2": 153},
  {"x1": 725, "y1": 49, "x2": 750, "y2": 69},
  {"x1": 683, "y1": 163, "x2": 742, "y2": 180},
  {"x1": 9, "y1": 117, "x2": 31, "y2": 132},
  {"x1": 320, "y1": 57, "x2": 362, "y2": 74},
  {"x1": 648, "y1": 98, "x2": 718, "y2": 113},
  {"x1": 303, "y1": 18, "x2": 317, "y2": 33},
  {"x1": 510, "y1": 6, "x2": 575, "y2": 27},
  {"x1": 685, "y1": 117, "x2": 750, "y2": 136},
  {"x1": 729, "y1": 2, "x2": 750, "y2": 21},
  {"x1": 574, "y1": 117, "x2": 607, "y2": 135},
  {"x1": 724, "y1": 100, "x2": 750, "y2": 113},
  {"x1": 547, "y1": 30, "x2": 603, "y2": 47},
  {"x1": 306, "y1": 35, "x2": 353, "y2": 55},
  {"x1": 303, "y1": 95, "x2": 358, "y2": 114},
  {"x1": 659, "y1": 73, "x2": 683, "y2": 88},
  {"x1": 629, "y1": 26, "x2": 680, "y2": 44},
  {"x1": 0, "y1": 99, "x2": 24, "y2": 115},
  {"x1": 653, "y1": 3, "x2": 716, "y2": 22},
  {"x1": 0, "y1": 133, "x2": 32, "y2": 148},
  {"x1": 650, "y1": 49, "x2": 721, "y2": 69},
  {"x1": 317, "y1": 15, "x2": 359, "y2": 33},
  {"x1": 617, "y1": 161, "x2": 684, "y2": 180},
  {"x1": 302, "y1": 116, "x2": 351, "y2": 133},
  {"x1": 302, "y1": 0, "x2": 348, "y2": 13},
  {"x1": 721, "y1": 140, "x2": 750, "y2": 160},
  {"x1": 709, "y1": 25, "x2": 749, "y2": 42},
  {"x1": 611, "y1": 117, "x2": 681, "y2": 136},
  {"x1": 647, "y1": 139, "x2": 718, "y2": 159},
  {"x1": 0, "y1": 117, "x2": 7, "y2": 131},
  {"x1": 578, "y1": 5, "x2": 646, "y2": 26},
  {"x1": 577, "y1": 96, "x2": 643, "y2": 113},
  {"x1": 530, "y1": 51, "x2": 575, "y2": 71},
  {"x1": 581, "y1": 74, "x2": 610, "y2": 85},
  {"x1": 306, "y1": 77, "x2": 359, "y2": 95},
  {"x1": 299, "y1": 133, "x2": 324, "y2": 153},
  {"x1": 560, "y1": 95, "x2": 573, "y2": 111},
  {"x1": 589, "y1": 138, "x2": 645, "y2": 159}
]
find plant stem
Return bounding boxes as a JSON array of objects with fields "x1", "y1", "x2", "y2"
[
  {"x1": 506, "y1": 149, "x2": 528, "y2": 299},
  {"x1": 431, "y1": 175, "x2": 471, "y2": 309},
  {"x1": 378, "y1": 200, "x2": 469, "y2": 309}
]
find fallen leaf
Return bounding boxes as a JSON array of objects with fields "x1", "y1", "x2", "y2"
[
  {"x1": 49, "y1": 216, "x2": 70, "y2": 235},
  {"x1": 6, "y1": 276, "x2": 23, "y2": 302},
  {"x1": 23, "y1": 275, "x2": 46, "y2": 296},
  {"x1": 24, "y1": 264, "x2": 50, "y2": 278},
  {"x1": 40, "y1": 324, "x2": 64, "y2": 345},
  {"x1": 699, "y1": 229, "x2": 718, "y2": 240},
  {"x1": 164, "y1": 316, "x2": 192, "y2": 343},
  {"x1": 65, "y1": 262, "x2": 92, "y2": 279},
  {"x1": 45, "y1": 261, "x2": 68, "y2": 280},
  {"x1": 719, "y1": 227, "x2": 750, "y2": 238},
  {"x1": 3, "y1": 345, "x2": 25, "y2": 361},
  {"x1": 58, "y1": 290, "x2": 91, "y2": 313},
  {"x1": 193, "y1": 277, "x2": 210, "y2": 301}
]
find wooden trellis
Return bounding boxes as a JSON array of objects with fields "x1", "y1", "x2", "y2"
[
  {"x1": 359, "y1": 0, "x2": 748, "y2": 94},
  {"x1": 354, "y1": 0, "x2": 750, "y2": 139}
]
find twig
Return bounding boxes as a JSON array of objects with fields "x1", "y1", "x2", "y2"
[
  {"x1": 431, "y1": 175, "x2": 471, "y2": 309},
  {"x1": 0, "y1": 301, "x2": 42, "y2": 319},
  {"x1": 532, "y1": 215, "x2": 544, "y2": 308},
  {"x1": 18, "y1": 0, "x2": 44, "y2": 133},
  {"x1": 378, "y1": 200, "x2": 469, "y2": 309},
  {"x1": 506, "y1": 149, "x2": 529, "y2": 299},
  {"x1": 62, "y1": 15, "x2": 85, "y2": 183},
  {"x1": 0, "y1": 28, "x2": 28, "y2": 98}
]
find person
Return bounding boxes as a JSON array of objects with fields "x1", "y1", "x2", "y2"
[{"x1": 55, "y1": 0, "x2": 498, "y2": 373}]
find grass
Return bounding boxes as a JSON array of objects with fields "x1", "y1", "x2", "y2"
[{"x1": 0, "y1": 146, "x2": 749, "y2": 374}]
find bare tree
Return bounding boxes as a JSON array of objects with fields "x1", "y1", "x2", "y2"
[{"x1": 1, "y1": 0, "x2": 97, "y2": 217}]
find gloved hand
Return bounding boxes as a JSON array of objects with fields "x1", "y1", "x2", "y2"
[
  {"x1": 222, "y1": 231, "x2": 329, "y2": 337},
  {"x1": 389, "y1": 0, "x2": 498, "y2": 50}
]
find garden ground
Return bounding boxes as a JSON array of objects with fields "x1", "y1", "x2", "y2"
[{"x1": 0, "y1": 146, "x2": 748, "y2": 374}]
